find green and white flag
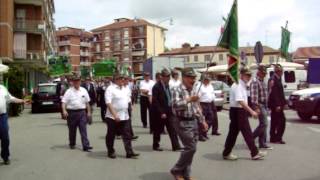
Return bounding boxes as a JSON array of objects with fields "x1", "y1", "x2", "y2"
[
  {"x1": 217, "y1": 0, "x2": 239, "y2": 83},
  {"x1": 280, "y1": 26, "x2": 291, "y2": 60}
]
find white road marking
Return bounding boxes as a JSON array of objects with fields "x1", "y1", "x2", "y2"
[{"x1": 307, "y1": 127, "x2": 320, "y2": 133}]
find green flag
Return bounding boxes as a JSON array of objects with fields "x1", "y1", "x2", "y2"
[
  {"x1": 92, "y1": 59, "x2": 116, "y2": 77},
  {"x1": 48, "y1": 56, "x2": 72, "y2": 76},
  {"x1": 280, "y1": 26, "x2": 291, "y2": 60},
  {"x1": 217, "y1": 0, "x2": 239, "y2": 83}
]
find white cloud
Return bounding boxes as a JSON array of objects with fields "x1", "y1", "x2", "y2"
[{"x1": 54, "y1": 0, "x2": 320, "y2": 51}]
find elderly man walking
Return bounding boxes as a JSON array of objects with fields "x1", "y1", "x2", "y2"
[{"x1": 62, "y1": 74, "x2": 93, "y2": 152}]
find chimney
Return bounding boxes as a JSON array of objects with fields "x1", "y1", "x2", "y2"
[
  {"x1": 182, "y1": 43, "x2": 191, "y2": 49},
  {"x1": 194, "y1": 44, "x2": 200, "y2": 47}
]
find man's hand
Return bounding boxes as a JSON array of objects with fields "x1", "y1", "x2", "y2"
[
  {"x1": 114, "y1": 116, "x2": 120, "y2": 123},
  {"x1": 251, "y1": 111, "x2": 259, "y2": 119},
  {"x1": 201, "y1": 121, "x2": 209, "y2": 132},
  {"x1": 276, "y1": 106, "x2": 282, "y2": 112},
  {"x1": 188, "y1": 95, "x2": 199, "y2": 103},
  {"x1": 161, "y1": 114, "x2": 167, "y2": 119},
  {"x1": 62, "y1": 111, "x2": 68, "y2": 120},
  {"x1": 87, "y1": 114, "x2": 92, "y2": 125}
]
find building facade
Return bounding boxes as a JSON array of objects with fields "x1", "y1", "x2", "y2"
[
  {"x1": 0, "y1": 0, "x2": 56, "y2": 92},
  {"x1": 56, "y1": 27, "x2": 93, "y2": 73},
  {"x1": 160, "y1": 43, "x2": 280, "y2": 68},
  {"x1": 293, "y1": 46, "x2": 320, "y2": 64},
  {"x1": 91, "y1": 18, "x2": 166, "y2": 75}
]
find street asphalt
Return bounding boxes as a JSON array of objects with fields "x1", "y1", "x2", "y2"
[{"x1": 0, "y1": 105, "x2": 319, "y2": 180}]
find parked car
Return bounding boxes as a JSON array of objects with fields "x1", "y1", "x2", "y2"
[
  {"x1": 288, "y1": 87, "x2": 320, "y2": 120},
  {"x1": 212, "y1": 80, "x2": 230, "y2": 102},
  {"x1": 31, "y1": 83, "x2": 60, "y2": 113}
]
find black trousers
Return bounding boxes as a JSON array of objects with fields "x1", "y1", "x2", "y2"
[
  {"x1": 128, "y1": 104, "x2": 135, "y2": 137},
  {"x1": 223, "y1": 107, "x2": 258, "y2": 157},
  {"x1": 199, "y1": 102, "x2": 219, "y2": 137},
  {"x1": 140, "y1": 96, "x2": 152, "y2": 129},
  {"x1": 270, "y1": 109, "x2": 286, "y2": 142},
  {"x1": 100, "y1": 104, "x2": 106, "y2": 122},
  {"x1": 0, "y1": 114, "x2": 9, "y2": 161},
  {"x1": 67, "y1": 110, "x2": 90, "y2": 148},
  {"x1": 105, "y1": 118, "x2": 133, "y2": 154},
  {"x1": 153, "y1": 114, "x2": 181, "y2": 150}
]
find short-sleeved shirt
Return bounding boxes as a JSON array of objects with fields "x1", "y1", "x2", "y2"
[
  {"x1": 196, "y1": 83, "x2": 216, "y2": 103},
  {"x1": 0, "y1": 85, "x2": 16, "y2": 114},
  {"x1": 62, "y1": 87, "x2": 90, "y2": 110},
  {"x1": 229, "y1": 80, "x2": 248, "y2": 108},
  {"x1": 169, "y1": 79, "x2": 181, "y2": 90},
  {"x1": 139, "y1": 79, "x2": 155, "y2": 97},
  {"x1": 105, "y1": 84, "x2": 130, "y2": 121}
]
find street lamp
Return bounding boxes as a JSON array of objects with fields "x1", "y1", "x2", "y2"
[{"x1": 153, "y1": 18, "x2": 173, "y2": 56}]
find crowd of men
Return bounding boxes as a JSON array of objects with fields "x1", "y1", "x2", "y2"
[{"x1": 0, "y1": 64, "x2": 288, "y2": 180}]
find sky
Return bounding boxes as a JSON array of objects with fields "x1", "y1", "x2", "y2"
[{"x1": 54, "y1": 0, "x2": 320, "y2": 51}]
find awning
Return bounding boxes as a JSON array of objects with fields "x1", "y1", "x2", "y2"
[{"x1": 0, "y1": 64, "x2": 9, "y2": 73}]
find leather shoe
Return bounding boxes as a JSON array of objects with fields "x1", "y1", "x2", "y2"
[
  {"x1": 126, "y1": 152, "x2": 140, "y2": 159},
  {"x1": 199, "y1": 137, "x2": 206, "y2": 142},
  {"x1": 108, "y1": 152, "x2": 116, "y2": 159},
  {"x1": 3, "y1": 159, "x2": 10, "y2": 165},
  {"x1": 172, "y1": 147, "x2": 183, "y2": 152},
  {"x1": 69, "y1": 145, "x2": 75, "y2": 150},
  {"x1": 83, "y1": 146, "x2": 93, "y2": 152},
  {"x1": 212, "y1": 132, "x2": 221, "y2": 136},
  {"x1": 131, "y1": 135, "x2": 139, "y2": 140},
  {"x1": 153, "y1": 147, "x2": 163, "y2": 151}
]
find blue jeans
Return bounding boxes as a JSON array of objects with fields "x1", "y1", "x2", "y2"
[
  {"x1": 0, "y1": 113, "x2": 10, "y2": 161},
  {"x1": 253, "y1": 106, "x2": 269, "y2": 147}
]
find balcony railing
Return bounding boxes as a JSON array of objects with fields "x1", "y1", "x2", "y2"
[
  {"x1": 80, "y1": 51, "x2": 90, "y2": 57},
  {"x1": 131, "y1": 50, "x2": 145, "y2": 57},
  {"x1": 59, "y1": 51, "x2": 70, "y2": 56},
  {"x1": 80, "y1": 42, "x2": 91, "y2": 47},
  {"x1": 80, "y1": 61, "x2": 91, "y2": 66},
  {"x1": 58, "y1": 40, "x2": 70, "y2": 46},
  {"x1": 14, "y1": 19, "x2": 44, "y2": 33},
  {"x1": 14, "y1": 49, "x2": 43, "y2": 61}
]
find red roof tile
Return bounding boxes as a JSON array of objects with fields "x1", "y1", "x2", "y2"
[{"x1": 293, "y1": 46, "x2": 320, "y2": 59}]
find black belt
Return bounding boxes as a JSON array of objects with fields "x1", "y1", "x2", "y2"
[
  {"x1": 67, "y1": 109, "x2": 86, "y2": 112},
  {"x1": 177, "y1": 116, "x2": 195, "y2": 121},
  {"x1": 200, "y1": 102, "x2": 213, "y2": 105}
]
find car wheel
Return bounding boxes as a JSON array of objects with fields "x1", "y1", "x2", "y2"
[{"x1": 297, "y1": 112, "x2": 313, "y2": 121}]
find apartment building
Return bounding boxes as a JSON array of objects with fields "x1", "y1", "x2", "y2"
[
  {"x1": 0, "y1": 0, "x2": 56, "y2": 91},
  {"x1": 160, "y1": 43, "x2": 280, "y2": 68},
  {"x1": 56, "y1": 27, "x2": 93, "y2": 73},
  {"x1": 91, "y1": 18, "x2": 167, "y2": 75}
]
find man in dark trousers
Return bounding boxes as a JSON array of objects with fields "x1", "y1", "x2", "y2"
[
  {"x1": 96, "y1": 77, "x2": 111, "y2": 122},
  {"x1": 152, "y1": 68, "x2": 181, "y2": 151},
  {"x1": 81, "y1": 77, "x2": 97, "y2": 112},
  {"x1": 56, "y1": 75, "x2": 69, "y2": 119},
  {"x1": 139, "y1": 72, "x2": 155, "y2": 130},
  {"x1": 268, "y1": 64, "x2": 287, "y2": 144}
]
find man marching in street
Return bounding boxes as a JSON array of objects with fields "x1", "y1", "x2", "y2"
[
  {"x1": 170, "y1": 67, "x2": 208, "y2": 180},
  {"x1": 61, "y1": 73, "x2": 93, "y2": 152},
  {"x1": 268, "y1": 64, "x2": 287, "y2": 144},
  {"x1": 250, "y1": 65, "x2": 273, "y2": 150},
  {"x1": 105, "y1": 73, "x2": 139, "y2": 159},
  {"x1": 151, "y1": 68, "x2": 181, "y2": 152},
  {"x1": 96, "y1": 77, "x2": 112, "y2": 122},
  {"x1": 139, "y1": 72, "x2": 155, "y2": 132},
  {"x1": 0, "y1": 83, "x2": 29, "y2": 165},
  {"x1": 222, "y1": 67, "x2": 267, "y2": 161},
  {"x1": 169, "y1": 69, "x2": 181, "y2": 90},
  {"x1": 196, "y1": 73, "x2": 220, "y2": 142}
]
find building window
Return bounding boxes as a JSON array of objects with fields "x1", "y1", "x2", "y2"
[
  {"x1": 269, "y1": 56, "x2": 275, "y2": 64},
  {"x1": 123, "y1": 28, "x2": 129, "y2": 38},
  {"x1": 124, "y1": 39, "x2": 129, "y2": 46},
  {"x1": 205, "y1": 54, "x2": 211, "y2": 62},
  {"x1": 185, "y1": 56, "x2": 190, "y2": 63},
  {"x1": 114, "y1": 40, "x2": 121, "y2": 51},
  {"x1": 105, "y1": 47, "x2": 110, "y2": 52},
  {"x1": 96, "y1": 44, "x2": 100, "y2": 52},
  {"x1": 194, "y1": 55, "x2": 198, "y2": 62},
  {"x1": 219, "y1": 54, "x2": 224, "y2": 61},
  {"x1": 114, "y1": 31, "x2": 121, "y2": 40},
  {"x1": 104, "y1": 42, "x2": 110, "y2": 47}
]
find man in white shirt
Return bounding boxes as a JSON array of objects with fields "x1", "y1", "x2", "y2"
[
  {"x1": 196, "y1": 73, "x2": 220, "y2": 142},
  {"x1": 169, "y1": 69, "x2": 181, "y2": 90},
  {"x1": 222, "y1": 68, "x2": 267, "y2": 161},
  {"x1": 139, "y1": 72, "x2": 155, "y2": 131},
  {"x1": 62, "y1": 74, "x2": 92, "y2": 152},
  {"x1": 105, "y1": 73, "x2": 139, "y2": 159},
  {"x1": 123, "y1": 76, "x2": 138, "y2": 140},
  {"x1": 0, "y1": 84, "x2": 28, "y2": 165}
]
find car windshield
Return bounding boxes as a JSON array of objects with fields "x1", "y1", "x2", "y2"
[
  {"x1": 38, "y1": 85, "x2": 56, "y2": 93},
  {"x1": 212, "y1": 81, "x2": 229, "y2": 90}
]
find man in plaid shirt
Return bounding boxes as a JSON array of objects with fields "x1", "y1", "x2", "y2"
[
  {"x1": 170, "y1": 67, "x2": 208, "y2": 180},
  {"x1": 250, "y1": 65, "x2": 273, "y2": 150}
]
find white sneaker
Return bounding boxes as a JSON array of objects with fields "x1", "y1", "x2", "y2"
[
  {"x1": 223, "y1": 153, "x2": 238, "y2": 160},
  {"x1": 252, "y1": 151, "x2": 267, "y2": 160}
]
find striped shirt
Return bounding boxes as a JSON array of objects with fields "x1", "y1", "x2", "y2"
[
  {"x1": 249, "y1": 77, "x2": 268, "y2": 109},
  {"x1": 171, "y1": 84, "x2": 205, "y2": 122}
]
